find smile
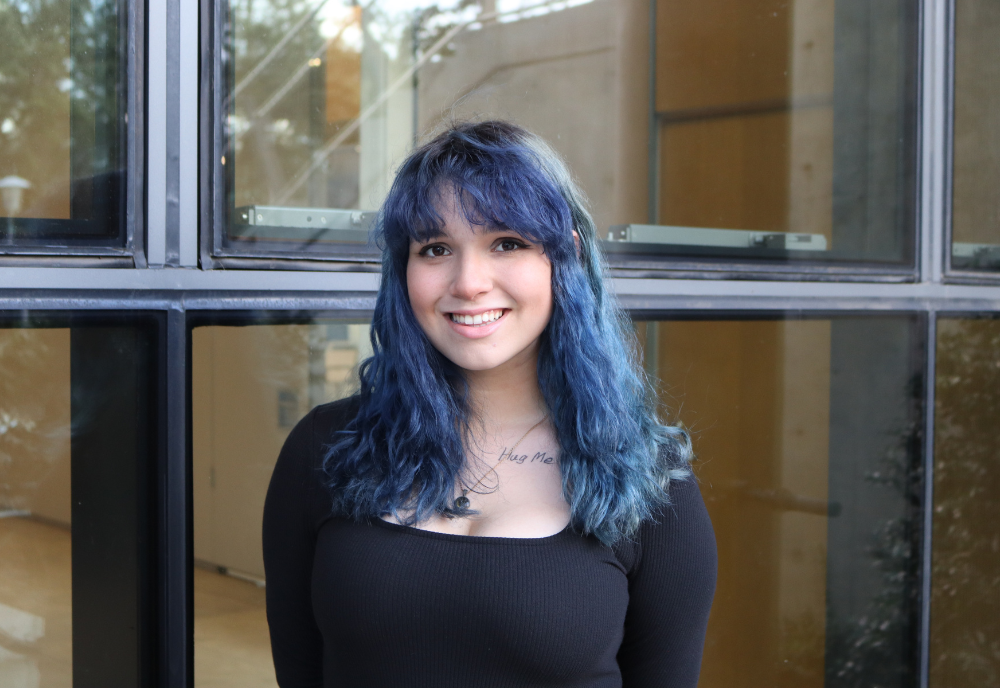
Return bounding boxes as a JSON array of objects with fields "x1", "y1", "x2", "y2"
[{"x1": 448, "y1": 309, "x2": 505, "y2": 327}]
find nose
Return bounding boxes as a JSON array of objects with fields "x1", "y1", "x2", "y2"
[{"x1": 449, "y1": 249, "x2": 492, "y2": 301}]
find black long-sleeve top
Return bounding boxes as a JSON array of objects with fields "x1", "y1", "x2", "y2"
[{"x1": 263, "y1": 397, "x2": 717, "y2": 688}]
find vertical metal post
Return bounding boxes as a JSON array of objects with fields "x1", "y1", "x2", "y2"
[
  {"x1": 148, "y1": 0, "x2": 168, "y2": 266},
  {"x1": 918, "y1": 0, "x2": 953, "y2": 284},
  {"x1": 127, "y1": 0, "x2": 147, "y2": 267},
  {"x1": 149, "y1": 0, "x2": 198, "y2": 268},
  {"x1": 178, "y1": 0, "x2": 200, "y2": 267},
  {"x1": 161, "y1": 305, "x2": 190, "y2": 687},
  {"x1": 919, "y1": 310, "x2": 937, "y2": 688}
]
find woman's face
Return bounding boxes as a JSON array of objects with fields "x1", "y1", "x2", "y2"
[{"x1": 406, "y1": 195, "x2": 553, "y2": 375}]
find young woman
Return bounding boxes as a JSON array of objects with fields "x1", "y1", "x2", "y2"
[{"x1": 263, "y1": 121, "x2": 716, "y2": 687}]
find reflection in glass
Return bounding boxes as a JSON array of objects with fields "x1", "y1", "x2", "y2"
[
  {"x1": 222, "y1": 0, "x2": 654, "y2": 254},
  {"x1": 637, "y1": 316, "x2": 923, "y2": 687},
  {"x1": 0, "y1": 319, "x2": 157, "y2": 687},
  {"x1": 192, "y1": 320, "x2": 371, "y2": 687},
  {"x1": 222, "y1": 0, "x2": 916, "y2": 266},
  {"x1": 644, "y1": 0, "x2": 917, "y2": 265},
  {"x1": 931, "y1": 318, "x2": 1000, "y2": 685},
  {"x1": 0, "y1": 0, "x2": 126, "y2": 246},
  {"x1": 0, "y1": 329, "x2": 72, "y2": 687},
  {"x1": 951, "y1": 1, "x2": 1000, "y2": 272}
]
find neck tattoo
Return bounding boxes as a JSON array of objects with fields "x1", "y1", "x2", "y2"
[{"x1": 454, "y1": 415, "x2": 547, "y2": 510}]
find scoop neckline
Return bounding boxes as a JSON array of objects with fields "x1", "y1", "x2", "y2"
[{"x1": 369, "y1": 517, "x2": 573, "y2": 544}]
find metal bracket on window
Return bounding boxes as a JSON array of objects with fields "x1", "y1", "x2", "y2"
[
  {"x1": 605, "y1": 224, "x2": 828, "y2": 252},
  {"x1": 952, "y1": 242, "x2": 1000, "y2": 270},
  {"x1": 233, "y1": 206, "x2": 374, "y2": 243}
]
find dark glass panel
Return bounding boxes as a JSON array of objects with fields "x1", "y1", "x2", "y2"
[
  {"x1": 930, "y1": 318, "x2": 1000, "y2": 685},
  {"x1": 637, "y1": 315, "x2": 923, "y2": 687}
]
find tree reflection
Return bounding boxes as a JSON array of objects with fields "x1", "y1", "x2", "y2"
[{"x1": 931, "y1": 318, "x2": 1000, "y2": 687}]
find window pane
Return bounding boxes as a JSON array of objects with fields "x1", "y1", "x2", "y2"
[
  {"x1": 0, "y1": 314, "x2": 159, "y2": 686},
  {"x1": 637, "y1": 315, "x2": 923, "y2": 686},
  {"x1": 194, "y1": 312, "x2": 924, "y2": 685},
  {"x1": 191, "y1": 318, "x2": 371, "y2": 688},
  {"x1": 219, "y1": 0, "x2": 917, "y2": 269},
  {"x1": 951, "y1": 0, "x2": 1000, "y2": 273},
  {"x1": 0, "y1": 0, "x2": 126, "y2": 249},
  {"x1": 651, "y1": 0, "x2": 916, "y2": 266},
  {"x1": 930, "y1": 317, "x2": 1000, "y2": 685}
]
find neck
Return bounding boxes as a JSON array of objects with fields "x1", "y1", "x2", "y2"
[{"x1": 463, "y1": 350, "x2": 547, "y2": 429}]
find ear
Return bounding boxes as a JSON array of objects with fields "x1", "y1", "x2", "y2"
[{"x1": 572, "y1": 230, "x2": 581, "y2": 258}]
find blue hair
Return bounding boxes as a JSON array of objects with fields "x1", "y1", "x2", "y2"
[{"x1": 323, "y1": 120, "x2": 691, "y2": 545}]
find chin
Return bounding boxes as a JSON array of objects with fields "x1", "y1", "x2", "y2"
[
  {"x1": 435, "y1": 340, "x2": 539, "y2": 375},
  {"x1": 445, "y1": 351, "x2": 514, "y2": 373}
]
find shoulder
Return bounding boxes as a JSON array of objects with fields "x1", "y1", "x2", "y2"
[
  {"x1": 271, "y1": 395, "x2": 362, "y2": 485},
  {"x1": 310, "y1": 394, "x2": 363, "y2": 438},
  {"x1": 613, "y1": 476, "x2": 717, "y2": 580}
]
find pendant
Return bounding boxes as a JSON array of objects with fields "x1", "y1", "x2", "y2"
[{"x1": 454, "y1": 495, "x2": 471, "y2": 509}]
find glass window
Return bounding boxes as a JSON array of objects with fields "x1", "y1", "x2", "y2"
[
  {"x1": 930, "y1": 317, "x2": 1000, "y2": 684},
  {"x1": 951, "y1": 0, "x2": 1000, "y2": 273},
  {"x1": 0, "y1": 313, "x2": 160, "y2": 686},
  {"x1": 215, "y1": 0, "x2": 917, "y2": 270},
  {"x1": 637, "y1": 314, "x2": 924, "y2": 686},
  {"x1": 191, "y1": 317, "x2": 371, "y2": 687},
  {"x1": 191, "y1": 311, "x2": 925, "y2": 685},
  {"x1": 0, "y1": 0, "x2": 127, "y2": 251}
]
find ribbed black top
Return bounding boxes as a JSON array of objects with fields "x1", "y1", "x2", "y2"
[{"x1": 263, "y1": 397, "x2": 717, "y2": 688}]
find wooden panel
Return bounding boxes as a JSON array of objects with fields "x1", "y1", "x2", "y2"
[
  {"x1": 656, "y1": 0, "x2": 790, "y2": 113},
  {"x1": 653, "y1": 320, "x2": 829, "y2": 688},
  {"x1": 659, "y1": 112, "x2": 790, "y2": 232}
]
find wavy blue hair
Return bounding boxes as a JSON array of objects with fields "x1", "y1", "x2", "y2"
[{"x1": 323, "y1": 120, "x2": 691, "y2": 545}]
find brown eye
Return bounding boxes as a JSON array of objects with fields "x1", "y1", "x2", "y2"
[
  {"x1": 496, "y1": 238, "x2": 527, "y2": 252},
  {"x1": 420, "y1": 245, "x2": 450, "y2": 257}
]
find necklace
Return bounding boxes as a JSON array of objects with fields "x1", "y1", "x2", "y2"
[{"x1": 454, "y1": 415, "x2": 547, "y2": 510}]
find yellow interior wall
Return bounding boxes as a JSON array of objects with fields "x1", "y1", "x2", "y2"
[
  {"x1": 192, "y1": 325, "x2": 311, "y2": 579},
  {"x1": 0, "y1": 329, "x2": 72, "y2": 526},
  {"x1": 652, "y1": 319, "x2": 829, "y2": 688}
]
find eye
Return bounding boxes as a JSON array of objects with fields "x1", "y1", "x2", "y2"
[
  {"x1": 418, "y1": 244, "x2": 450, "y2": 258},
  {"x1": 495, "y1": 237, "x2": 528, "y2": 253}
]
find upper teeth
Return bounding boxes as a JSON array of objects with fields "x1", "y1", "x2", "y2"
[{"x1": 450, "y1": 309, "x2": 503, "y2": 326}]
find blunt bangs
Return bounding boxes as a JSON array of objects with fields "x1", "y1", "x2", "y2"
[{"x1": 376, "y1": 121, "x2": 578, "y2": 266}]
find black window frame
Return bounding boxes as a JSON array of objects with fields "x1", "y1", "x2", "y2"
[{"x1": 0, "y1": 0, "x2": 146, "y2": 266}]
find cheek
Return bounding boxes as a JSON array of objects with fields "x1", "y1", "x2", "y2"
[
  {"x1": 405, "y1": 261, "x2": 432, "y2": 314},
  {"x1": 523, "y1": 260, "x2": 554, "y2": 322}
]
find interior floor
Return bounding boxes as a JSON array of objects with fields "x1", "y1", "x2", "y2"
[{"x1": 0, "y1": 516, "x2": 277, "y2": 688}]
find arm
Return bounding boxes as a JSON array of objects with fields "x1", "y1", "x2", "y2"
[
  {"x1": 616, "y1": 476, "x2": 718, "y2": 688},
  {"x1": 263, "y1": 408, "x2": 325, "y2": 688}
]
